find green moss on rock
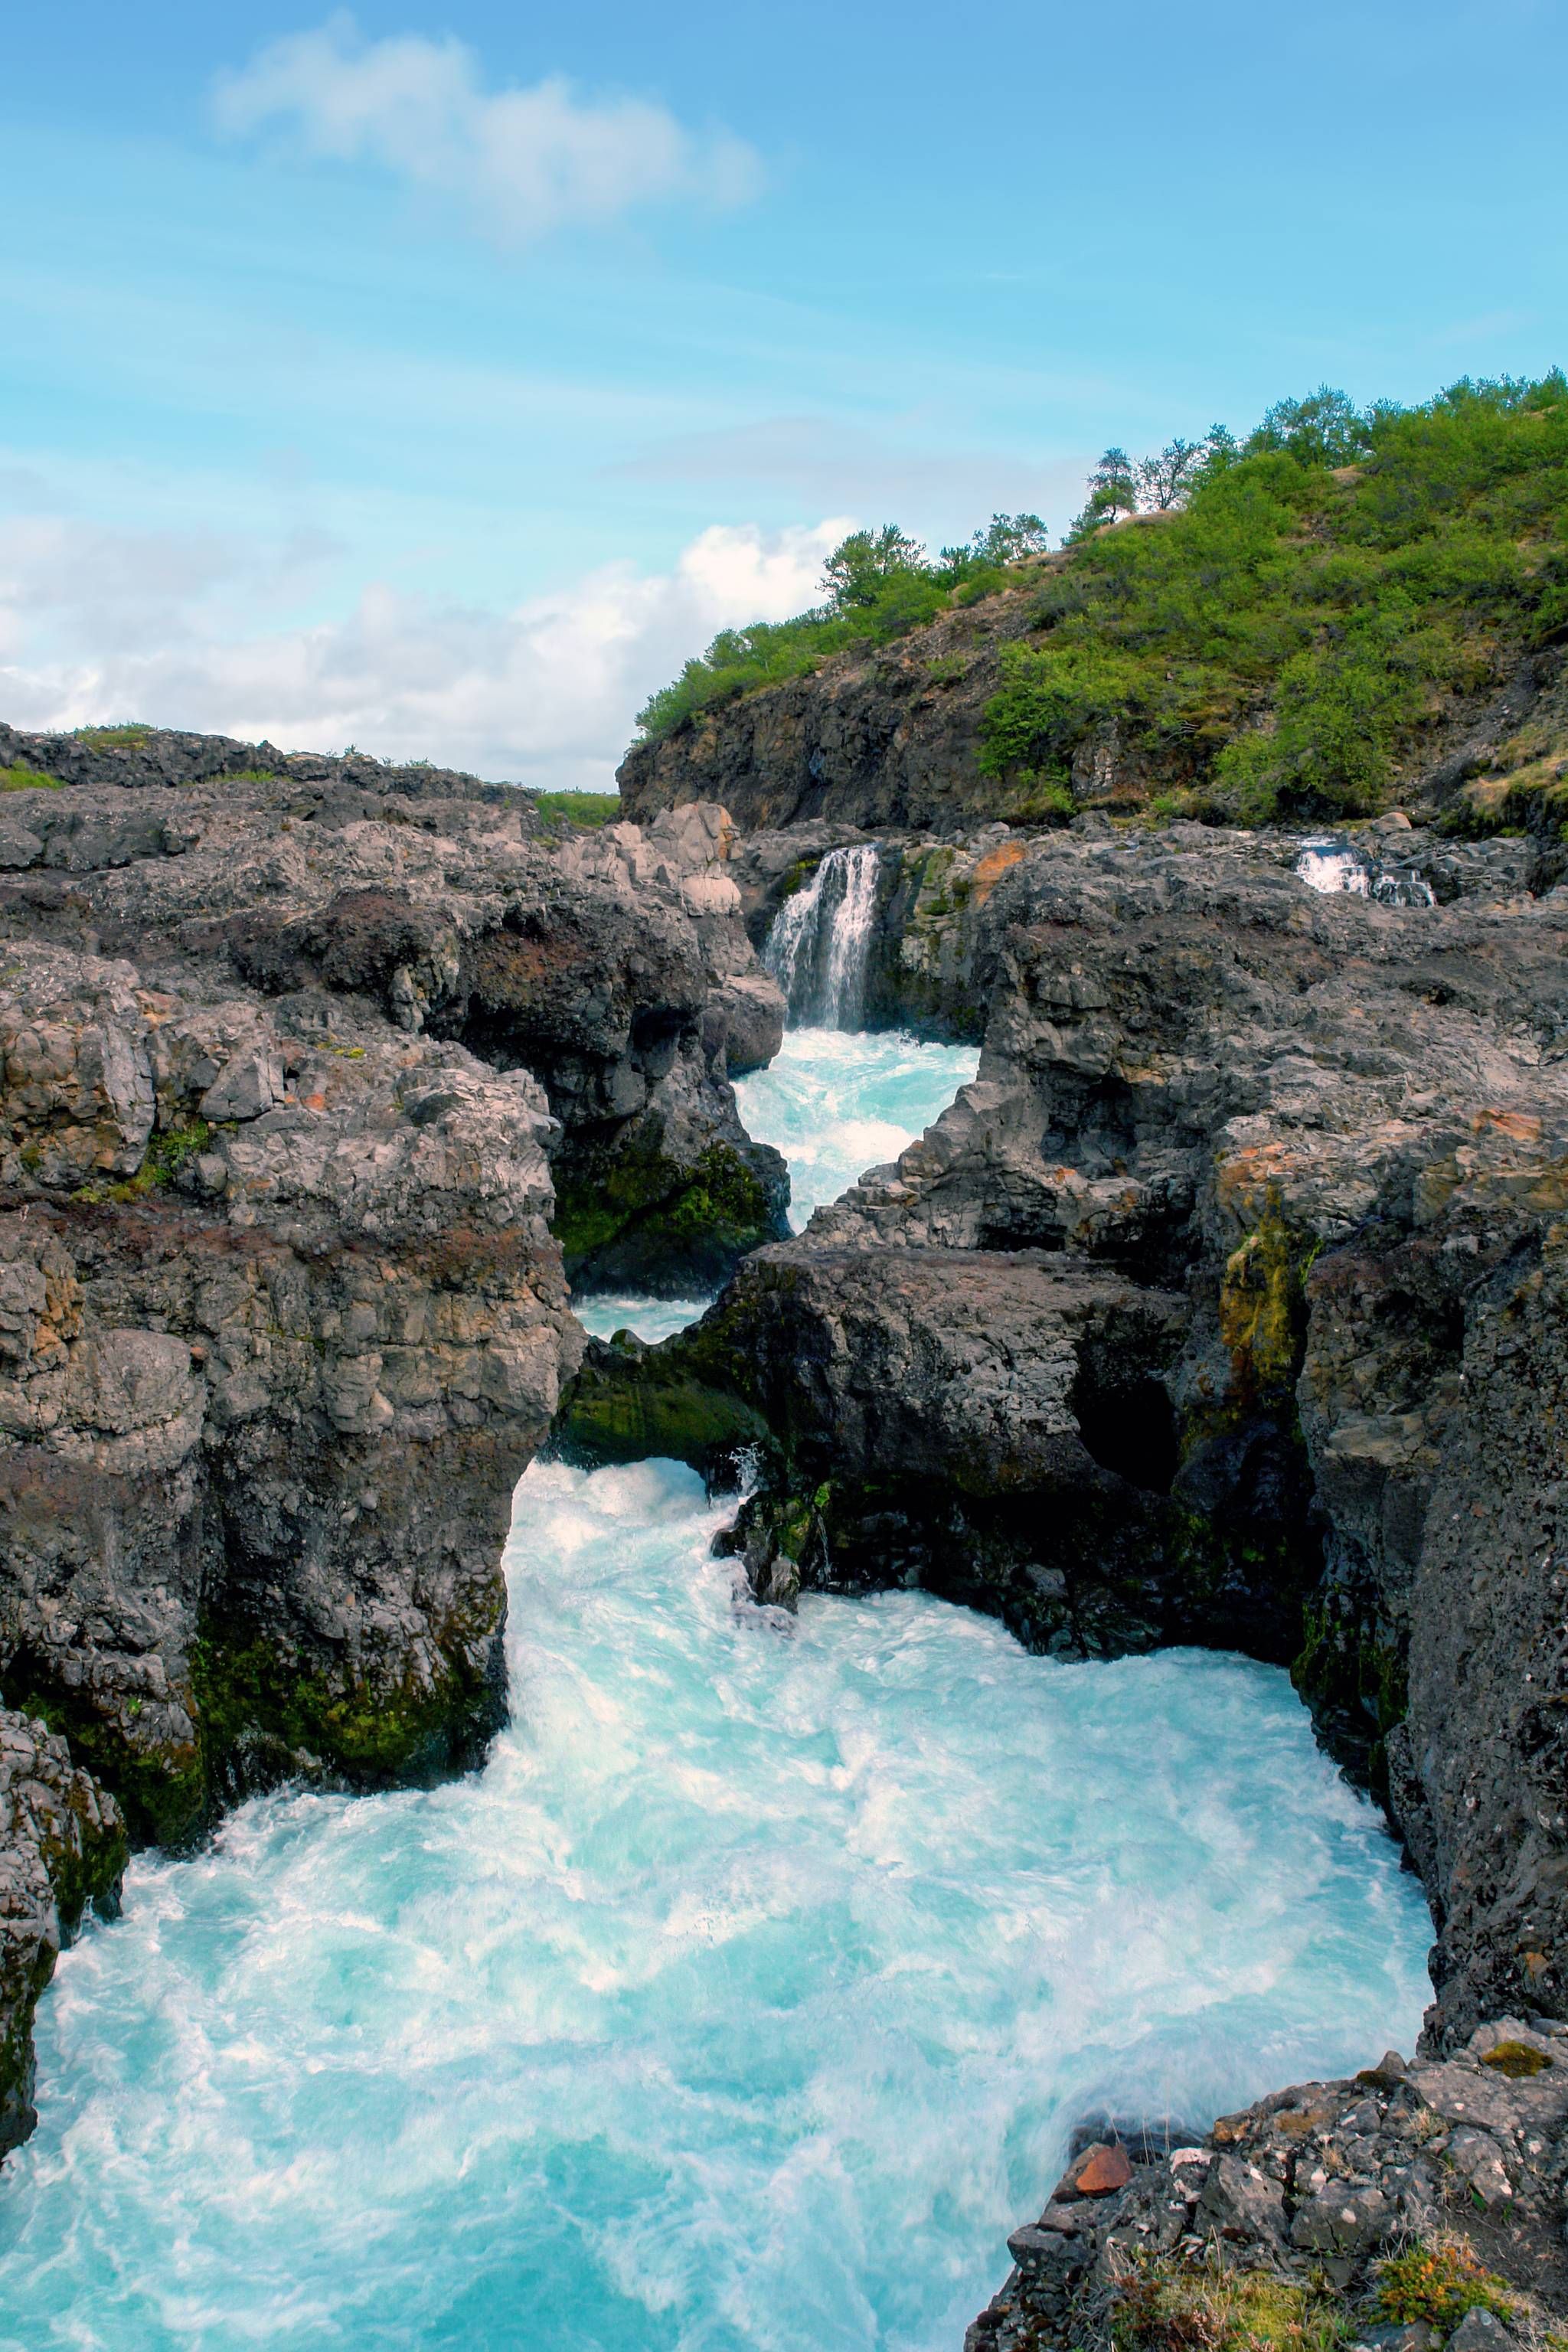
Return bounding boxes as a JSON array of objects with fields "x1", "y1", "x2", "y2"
[
  {"x1": 192, "y1": 1621, "x2": 505, "y2": 1798},
  {"x1": 554, "y1": 1140, "x2": 782, "y2": 1289},
  {"x1": 0, "y1": 1669, "x2": 204, "y2": 1847}
]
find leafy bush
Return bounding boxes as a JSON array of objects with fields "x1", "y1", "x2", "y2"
[
  {"x1": 74, "y1": 723, "x2": 152, "y2": 746},
  {"x1": 632, "y1": 374, "x2": 1568, "y2": 827},
  {"x1": 988, "y1": 371, "x2": 1568, "y2": 818},
  {"x1": 634, "y1": 515, "x2": 1047, "y2": 740}
]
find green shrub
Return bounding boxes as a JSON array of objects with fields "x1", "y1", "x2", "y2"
[
  {"x1": 635, "y1": 372, "x2": 1568, "y2": 827},
  {"x1": 0, "y1": 764, "x2": 65, "y2": 791},
  {"x1": 634, "y1": 518, "x2": 1045, "y2": 740},
  {"x1": 1374, "y1": 2236, "x2": 1517, "y2": 2328},
  {"x1": 979, "y1": 371, "x2": 1568, "y2": 818},
  {"x1": 75, "y1": 722, "x2": 152, "y2": 745},
  {"x1": 74, "y1": 1119, "x2": 211, "y2": 1205}
]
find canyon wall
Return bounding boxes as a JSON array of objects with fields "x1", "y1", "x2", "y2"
[{"x1": 0, "y1": 727, "x2": 786, "y2": 2140}]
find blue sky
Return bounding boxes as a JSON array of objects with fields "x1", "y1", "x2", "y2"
[{"x1": 2, "y1": 0, "x2": 1563, "y2": 785}]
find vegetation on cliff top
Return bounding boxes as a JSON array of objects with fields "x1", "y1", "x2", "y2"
[
  {"x1": 633, "y1": 514, "x2": 1050, "y2": 740},
  {"x1": 634, "y1": 374, "x2": 1568, "y2": 827}
]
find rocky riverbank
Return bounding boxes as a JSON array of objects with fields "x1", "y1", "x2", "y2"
[
  {"x1": 969, "y1": 2017, "x2": 1568, "y2": 2349},
  {"x1": 0, "y1": 724, "x2": 788, "y2": 2147},
  {"x1": 560, "y1": 804, "x2": 1568, "y2": 2326},
  {"x1": 4, "y1": 710, "x2": 1565, "y2": 2335}
]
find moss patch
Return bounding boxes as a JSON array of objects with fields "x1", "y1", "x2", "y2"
[
  {"x1": 1374, "y1": 2236, "x2": 1519, "y2": 2329},
  {"x1": 192, "y1": 1619, "x2": 502, "y2": 1797},
  {"x1": 554, "y1": 1141, "x2": 779, "y2": 1285},
  {"x1": 554, "y1": 1334, "x2": 769, "y2": 1479},
  {"x1": 0, "y1": 1667, "x2": 204, "y2": 1847},
  {"x1": 73, "y1": 1118, "x2": 211, "y2": 1207},
  {"x1": 0, "y1": 764, "x2": 66, "y2": 792},
  {"x1": 1292, "y1": 1592, "x2": 1408, "y2": 1800},
  {"x1": 1481, "y1": 2037, "x2": 1553, "y2": 2079}
]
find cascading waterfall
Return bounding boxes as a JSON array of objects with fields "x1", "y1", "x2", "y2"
[{"x1": 763, "y1": 844, "x2": 884, "y2": 1027}]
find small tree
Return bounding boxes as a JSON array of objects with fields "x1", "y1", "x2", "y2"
[
  {"x1": 821, "y1": 524, "x2": 928, "y2": 611},
  {"x1": 1068, "y1": 448, "x2": 1138, "y2": 538},
  {"x1": 1135, "y1": 436, "x2": 1207, "y2": 511},
  {"x1": 974, "y1": 511, "x2": 1050, "y2": 564},
  {"x1": 1246, "y1": 387, "x2": 1373, "y2": 469}
]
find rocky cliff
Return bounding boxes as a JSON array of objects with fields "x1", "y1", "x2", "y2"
[
  {"x1": 564, "y1": 815, "x2": 1568, "y2": 2043},
  {"x1": 559, "y1": 805, "x2": 1568, "y2": 2328},
  {"x1": 0, "y1": 724, "x2": 787, "y2": 2154},
  {"x1": 619, "y1": 571, "x2": 1568, "y2": 845},
  {"x1": 0, "y1": 1707, "x2": 125, "y2": 2159}
]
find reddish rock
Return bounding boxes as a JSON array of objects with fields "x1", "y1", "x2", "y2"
[{"x1": 1070, "y1": 2141, "x2": 1132, "y2": 2196}]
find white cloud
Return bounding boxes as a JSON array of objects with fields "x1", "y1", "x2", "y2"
[
  {"x1": 214, "y1": 15, "x2": 761, "y2": 243},
  {"x1": 0, "y1": 516, "x2": 847, "y2": 790}
]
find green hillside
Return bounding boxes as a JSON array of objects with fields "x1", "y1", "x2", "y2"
[{"x1": 635, "y1": 375, "x2": 1568, "y2": 829}]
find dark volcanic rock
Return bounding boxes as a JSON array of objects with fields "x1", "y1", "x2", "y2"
[
  {"x1": 0, "y1": 1708, "x2": 125, "y2": 2157},
  {"x1": 798, "y1": 822, "x2": 1568, "y2": 2050},
  {"x1": 969, "y1": 2019, "x2": 1568, "y2": 2344}
]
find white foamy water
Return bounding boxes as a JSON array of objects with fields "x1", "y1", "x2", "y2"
[
  {"x1": 735, "y1": 1028, "x2": 980, "y2": 1232},
  {"x1": 763, "y1": 846, "x2": 884, "y2": 1027},
  {"x1": 0, "y1": 1458, "x2": 1431, "y2": 2351},
  {"x1": 1295, "y1": 836, "x2": 1434, "y2": 906},
  {"x1": 572, "y1": 1294, "x2": 714, "y2": 1344}
]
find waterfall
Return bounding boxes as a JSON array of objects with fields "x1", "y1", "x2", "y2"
[
  {"x1": 1295, "y1": 835, "x2": 1435, "y2": 907},
  {"x1": 763, "y1": 844, "x2": 883, "y2": 1028}
]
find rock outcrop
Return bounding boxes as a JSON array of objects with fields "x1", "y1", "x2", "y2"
[
  {"x1": 0, "y1": 1707, "x2": 125, "y2": 2158},
  {"x1": 617, "y1": 567, "x2": 1568, "y2": 843},
  {"x1": 969, "y1": 2019, "x2": 1568, "y2": 2347},
  {"x1": 619, "y1": 587, "x2": 1044, "y2": 835}
]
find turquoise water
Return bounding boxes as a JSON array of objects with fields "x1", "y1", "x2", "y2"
[
  {"x1": 573, "y1": 1293, "x2": 714, "y2": 1344},
  {"x1": 0, "y1": 1028, "x2": 1432, "y2": 2348},
  {"x1": 0, "y1": 1459, "x2": 1430, "y2": 2352},
  {"x1": 733, "y1": 1028, "x2": 980, "y2": 1233},
  {"x1": 572, "y1": 1027, "x2": 981, "y2": 1341}
]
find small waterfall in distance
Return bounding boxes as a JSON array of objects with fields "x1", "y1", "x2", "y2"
[{"x1": 762, "y1": 844, "x2": 882, "y2": 1028}]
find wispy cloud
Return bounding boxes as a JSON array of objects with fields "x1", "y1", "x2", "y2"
[
  {"x1": 612, "y1": 415, "x2": 1089, "y2": 535},
  {"x1": 0, "y1": 514, "x2": 844, "y2": 789},
  {"x1": 213, "y1": 14, "x2": 762, "y2": 245}
]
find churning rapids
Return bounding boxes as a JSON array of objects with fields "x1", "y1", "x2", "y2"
[{"x1": 0, "y1": 999, "x2": 1432, "y2": 2351}]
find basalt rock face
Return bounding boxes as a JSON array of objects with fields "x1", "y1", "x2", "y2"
[
  {"x1": 0, "y1": 738, "x2": 789, "y2": 2157},
  {"x1": 0, "y1": 936, "x2": 572, "y2": 1841},
  {"x1": 705, "y1": 1244, "x2": 1307, "y2": 1658},
  {"x1": 801, "y1": 818, "x2": 1568, "y2": 2054},
  {"x1": 0, "y1": 1708, "x2": 126, "y2": 2158},
  {"x1": 618, "y1": 590, "x2": 1039, "y2": 836}
]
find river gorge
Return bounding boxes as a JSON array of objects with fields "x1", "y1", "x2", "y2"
[
  {"x1": 0, "y1": 1014, "x2": 1429, "y2": 2350},
  {"x1": 0, "y1": 723, "x2": 1563, "y2": 2347}
]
